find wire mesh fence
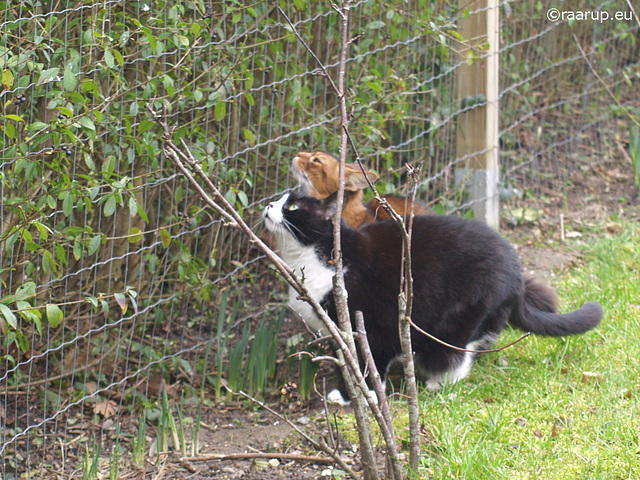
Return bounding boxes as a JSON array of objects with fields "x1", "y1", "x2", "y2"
[{"x1": 0, "y1": 0, "x2": 638, "y2": 477}]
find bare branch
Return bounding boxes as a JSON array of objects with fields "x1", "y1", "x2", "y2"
[
  {"x1": 408, "y1": 319, "x2": 531, "y2": 353},
  {"x1": 277, "y1": 7, "x2": 339, "y2": 95}
]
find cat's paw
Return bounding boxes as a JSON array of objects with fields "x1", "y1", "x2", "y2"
[
  {"x1": 327, "y1": 389, "x2": 380, "y2": 406},
  {"x1": 327, "y1": 389, "x2": 351, "y2": 406}
]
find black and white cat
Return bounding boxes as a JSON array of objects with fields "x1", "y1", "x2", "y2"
[{"x1": 263, "y1": 193, "x2": 602, "y2": 405}]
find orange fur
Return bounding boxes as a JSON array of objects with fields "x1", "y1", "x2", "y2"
[{"x1": 292, "y1": 151, "x2": 432, "y2": 228}]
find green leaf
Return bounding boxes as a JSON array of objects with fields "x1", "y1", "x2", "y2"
[
  {"x1": 3, "y1": 114, "x2": 23, "y2": 122},
  {"x1": 88, "y1": 235, "x2": 102, "y2": 255},
  {"x1": 103, "y1": 194, "x2": 116, "y2": 217},
  {"x1": 214, "y1": 101, "x2": 226, "y2": 121},
  {"x1": 45, "y1": 303, "x2": 64, "y2": 328},
  {"x1": 84, "y1": 152, "x2": 96, "y2": 171},
  {"x1": 57, "y1": 106, "x2": 74, "y2": 118},
  {"x1": 139, "y1": 119, "x2": 155, "y2": 133},
  {"x1": 159, "y1": 228, "x2": 171, "y2": 249},
  {"x1": 367, "y1": 20, "x2": 386, "y2": 30},
  {"x1": 104, "y1": 49, "x2": 115, "y2": 69},
  {"x1": 101, "y1": 299, "x2": 110, "y2": 315},
  {"x1": 4, "y1": 122, "x2": 15, "y2": 139},
  {"x1": 114, "y1": 293, "x2": 127, "y2": 315},
  {"x1": 73, "y1": 239, "x2": 83, "y2": 260},
  {"x1": 85, "y1": 296, "x2": 99, "y2": 311},
  {"x1": 112, "y1": 49, "x2": 124, "y2": 67},
  {"x1": 2, "y1": 69, "x2": 14, "y2": 89},
  {"x1": 237, "y1": 190, "x2": 248, "y2": 207},
  {"x1": 63, "y1": 67, "x2": 77, "y2": 91},
  {"x1": 129, "y1": 227, "x2": 143, "y2": 244},
  {"x1": 77, "y1": 117, "x2": 95, "y2": 131},
  {"x1": 63, "y1": 193, "x2": 74, "y2": 217},
  {"x1": 37, "y1": 67, "x2": 60, "y2": 85},
  {"x1": 225, "y1": 189, "x2": 236, "y2": 205},
  {"x1": 89, "y1": 185, "x2": 100, "y2": 201},
  {"x1": 128, "y1": 196, "x2": 138, "y2": 217},
  {"x1": 33, "y1": 220, "x2": 50, "y2": 241},
  {"x1": 28, "y1": 121, "x2": 48, "y2": 131},
  {"x1": 0, "y1": 303, "x2": 17, "y2": 329},
  {"x1": 244, "y1": 129, "x2": 255, "y2": 147},
  {"x1": 137, "y1": 203, "x2": 149, "y2": 223}
]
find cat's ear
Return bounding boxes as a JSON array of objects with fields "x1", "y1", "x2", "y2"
[
  {"x1": 321, "y1": 192, "x2": 338, "y2": 220},
  {"x1": 344, "y1": 163, "x2": 379, "y2": 191}
]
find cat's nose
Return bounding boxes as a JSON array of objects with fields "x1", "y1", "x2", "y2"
[{"x1": 264, "y1": 202, "x2": 274, "y2": 217}]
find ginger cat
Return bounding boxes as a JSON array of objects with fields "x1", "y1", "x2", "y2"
[{"x1": 292, "y1": 151, "x2": 432, "y2": 228}]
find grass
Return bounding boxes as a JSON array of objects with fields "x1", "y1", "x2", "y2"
[{"x1": 338, "y1": 221, "x2": 640, "y2": 479}]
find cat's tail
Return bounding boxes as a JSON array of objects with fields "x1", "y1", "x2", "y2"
[{"x1": 509, "y1": 277, "x2": 602, "y2": 336}]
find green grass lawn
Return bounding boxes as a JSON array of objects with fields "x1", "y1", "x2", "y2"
[{"x1": 415, "y1": 223, "x2": 640, "y2": 479}]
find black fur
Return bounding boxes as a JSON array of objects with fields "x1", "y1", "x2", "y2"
[{"x1": 269, "y1": 193, "x2": 602, "y2": 399}]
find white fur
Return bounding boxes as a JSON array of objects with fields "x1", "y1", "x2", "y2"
[
  {"x1": 423, "y1": 334, "x2": 497, "y2": 390},
  {"x1": 264, "y1": 194, "x2": 334, "y2": 333},
  {"x1": 327, "y1": 388, "x2": 380, "y2": 407}
]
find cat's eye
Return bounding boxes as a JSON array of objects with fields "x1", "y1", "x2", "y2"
[{"x1": 286, "y1": 204, "x2": 299, "y2": 211}]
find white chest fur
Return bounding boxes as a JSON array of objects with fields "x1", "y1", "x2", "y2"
[
  {"x1": 263, "y1": 193, "x2": 336, "y2": 332},
  {"x1": 281, "y1": 241, "x2": 334, "y2": 333}
]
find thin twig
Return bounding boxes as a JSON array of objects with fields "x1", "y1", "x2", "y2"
[
  {"x1": 322, "y1": 377, "x2": 337, "y2": 450},
  {"x1": 277, "y1": 7, "x2": 339, "y2": 95},
  {"x1": 408, "y1": 319, "x2": 531, "y2": 353},
  {"x1": 625, "y1": 0, "x2": 640, "y2": 28}
]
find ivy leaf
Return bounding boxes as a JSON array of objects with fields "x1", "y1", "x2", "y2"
[{"x1": 45, "y1": 304, "x2": 64, "y2": 328}]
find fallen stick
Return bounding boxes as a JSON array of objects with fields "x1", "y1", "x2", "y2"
[{"x1": 180, "y1": 452, "x2": 337, "y2": 464}]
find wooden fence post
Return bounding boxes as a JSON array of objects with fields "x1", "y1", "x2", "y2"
[{"x1": 455, "y1": 0, "x2": 500, "y2": 229}]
